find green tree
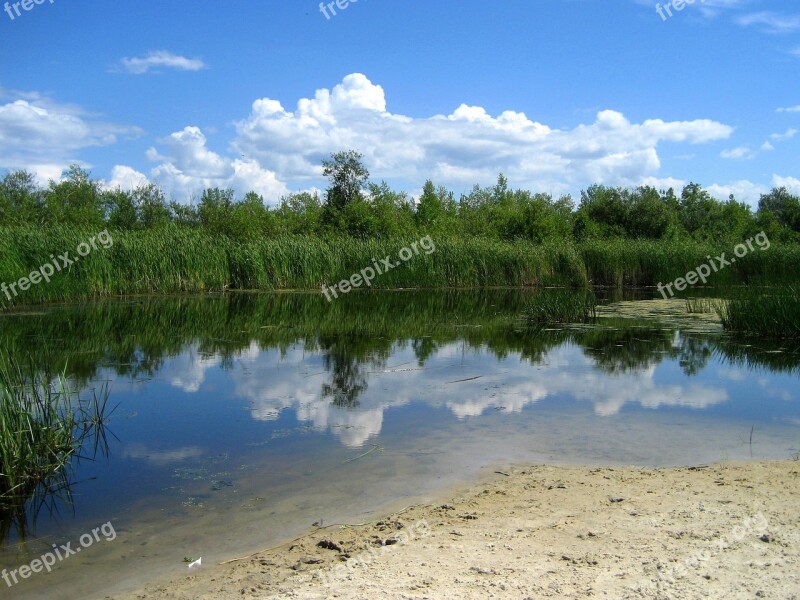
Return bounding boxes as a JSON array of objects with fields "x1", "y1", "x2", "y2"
[
  {"x1": 229, "y1": 191, "x2": 274, "y2": 240},
  {"x1": 104, "y1": 189, "x2": 137, "y2": 230},
  {"x1": 321, "y1": 150, "x2": 369, "y2": 231},
  {"x1": 170, "y1": 201, "x2": 200, "y2": 227},
  {"x1": 198, "y1": 187, "x2": 235, "y2": 235},
  {"x1": 275, "y1": 191, "x2": 323, "y2": 235},
  {"x1": 758, "y1": 187, "x2": 800, "y2": 233},
  {"x1": 134, "y1": 184, "x2": 171, "y2": 229},
  {"x1": 45, "y1": 165, "x2": 105, "y2": 227},
  {"x1": 0, "y1": 170, "x2": 43, "y2": 226},
  {"x1": 415, "y1": 180, "x2": 457, "y2": 233}
]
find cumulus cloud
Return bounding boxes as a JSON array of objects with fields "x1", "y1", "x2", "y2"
[
  {"x1": 117, "y1": 51, "x2": 208, "y2": 75},
  {"x1": 0, "y1": 91, "x2": 140, "y2": 183},
  {"x1": 777, "y1": 104, "x2": 800, "y2": 112},
  {"x1": 144, "y1": 126, "x2": 288, "y2": 200},
  {"x1": 226, "y1": 73, "x2": 732, "y2": 195},
  {"x1": 706, "y1": 179, "x2": 769, "y2": 203},
  {"x1": 4, "y1": 74, "x2": 742, "y2": 204},
  {"x1": 103, "y1": 165, "x2": 150, "y2": 191},
  {"x1": 773, "y1": 175, "x2": 800, "y2": 193}
]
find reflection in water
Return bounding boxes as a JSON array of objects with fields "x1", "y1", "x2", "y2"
[
  {"x1": 1, "y1": 290, "x2": 799, "y2": 600},
  {"x1": 319, "y1": 335, "x2": 373, "y2": 409},
  {"x1": 0, "y1": 290, "x2": 798, "y2": 545}
]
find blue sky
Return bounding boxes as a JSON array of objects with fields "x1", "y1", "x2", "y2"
[{"x1": 1, "y1": 0, "x2": 798, "y2": 206}]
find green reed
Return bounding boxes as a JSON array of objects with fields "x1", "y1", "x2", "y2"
[
  {"x1": 717, "y1": 287, "x2": 800, "y2": 339},
  {"x1": 0, "y1": 354, "x2": 111, "y2": 539}
]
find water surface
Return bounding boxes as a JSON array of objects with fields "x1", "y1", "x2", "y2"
[{"x1": 1, "y1": 290, "x2": 798, "y2": 599}]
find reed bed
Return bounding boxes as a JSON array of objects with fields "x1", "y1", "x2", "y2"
[
  {"x1": 525, "y1": 288, "x2": 597, "y2": 324},
  {"x1": 0, "y1": 354, "x2": 111, "y2": 538},
  {"x1": 2, "y1": 226, "x2": 800, "y2": 308},
  {"x1": 717, "y1": 287, "x2": 800, "y2": 339}
]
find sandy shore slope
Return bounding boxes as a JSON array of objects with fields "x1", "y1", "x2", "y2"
[{"x1": 111, "y1": 460, "x2": 800, "y2": 600}]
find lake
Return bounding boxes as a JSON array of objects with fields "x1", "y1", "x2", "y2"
[{"x1": 1, "y1": 289, "x2": 798, "y2": 599}]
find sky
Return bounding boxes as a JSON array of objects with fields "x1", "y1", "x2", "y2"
[{"x1": 0, "y1": 0, "x2": 798, "y2": 207}]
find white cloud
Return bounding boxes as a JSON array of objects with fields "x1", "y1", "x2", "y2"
[
  {"x1": 0, "y1": 92, "x2": 140, "y2": 178},
  {"x1": 720, "y1": 146, "x2": 754, "y2": 159},
  {"x1": 640, "y1": 176, "x2": 687, "y2": 190},
  {"x1": 736, "y1": 11, "x2": 800, "y2": 33},
  {"x1": 773, "y1": 175, "x2": 800, "y2": 193},
  {"x1": 145, "y1": 126, "x2": 288, "y2": 201},
  {"x1": 103, "y1": 165, "x2": 149, "y2": 191},
  {"x1": 706, "y1": 179, "x2": 768, "y2": 205},
  {"x1": 770, "y1": 128, "x2": 798, "y2": 141},
  {"x1": 228, "y1": 73, "x2": 732, "y2": 195},
  {"x1": 117, "y1": 51, "x2": 208, "y2": 75},
  {"x1": 777, "y1": 104, "x2": 800, "y2": 113}
]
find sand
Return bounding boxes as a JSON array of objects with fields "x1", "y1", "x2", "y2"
[{"x1": 110, "y1": 460, "x2": 800, "y2": 600}]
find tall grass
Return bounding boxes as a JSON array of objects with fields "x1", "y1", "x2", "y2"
[
  {"x1": 2, "y1": 226, "x2": 800, "y2": 308},
  {"x1": 580, "y1": 239, "x2": 800, "y2": 288},
  {"x1": 0, "y1": 354, "x2": 111, "y2": 539},
  {"x1": 525, "y1": 288, "x2": 597, "y2": 324},
  {"x1": 718, "y1": 287, "x2": 800, "y2": 339}
]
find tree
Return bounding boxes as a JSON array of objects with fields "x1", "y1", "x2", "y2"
[
  {"x1": 170, "y1": 201, "x2": 200, "y2": 227},
  {"x1": 198, "y1": 187, "x2": 235, "y2": 235},
  {"x1": 275, "y1": 191, "x2": 323, "y2": 235},
  {"x1": 229, "y1": 191, "x2": 274, "y2": 240},
  {"x1": 758, "y1": 187, "x2": 800, "y2": 232},
  {"x1": 321, "y1": 150, "x2": 369, "y2": 231},
  {"x1": 104, "y1": 189, "x2": 137, "y2": 230},
  {"x1": 415, "y1": 180, "x2": 457, "y2": 233},
  {"x1": 45, "y1": 165, "x2": 105, "y2": 227},
  {"x1": 0, "y1": 170, "x2": 42, "y2": 226},
  {"x1": 134, "y1": 184, "x2": 171, "y2": 229}
]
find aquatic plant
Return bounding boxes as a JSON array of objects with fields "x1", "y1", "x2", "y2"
[
  {"x1": 0, "y1": 354, "x2": 112, "y2": 540},
  {"x1": 717, "y1": 287, "x2": 800, "y2": 339},
  {"x1": 524, "y1": 288, "x2": 597, "y2": 324}
]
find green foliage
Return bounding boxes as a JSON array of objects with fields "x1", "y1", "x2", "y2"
[
  {"x1": 0, "y1": 353, "x2": 111, "y2": 539},
  {"x1": 1, "y1": 158, "x2": 798, "y2": 247},
  {"x1": 321, "y1": 150, "x2": 370, "y2": 229},
  {"x1": 45, "y1": 165, "x2": 105, "y2": 229},
  {"x1": 718, "y1": 287, "x2": 800, "y2": 339},
  {"x1": 1, "y1": 150, "x2": 800, "y2": 307},
  {"x1": 525, "y1": 288, "x2": 597, "y2": 324}
]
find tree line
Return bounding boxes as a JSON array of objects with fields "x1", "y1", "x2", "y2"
[{"x1": 1, "y1": 151, "x2": 798, "y2": 243}]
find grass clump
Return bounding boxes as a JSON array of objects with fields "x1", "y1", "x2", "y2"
[
  {"x1": 525, "y1": 288, "x2": 597, "y2": 324},
  {"x1": 717, "y1": 287, "x2": 800, "y2": 339},
  {"x1": 685, "y1": 298, "x2": 722, "y2": 314},
  {"x1": 0, "y1": 354, "x2": 112, "y2": 539}
]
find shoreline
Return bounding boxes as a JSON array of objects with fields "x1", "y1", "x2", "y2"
[{"x1": 109, "y1": 459, "x2": 800, "y2": 599}]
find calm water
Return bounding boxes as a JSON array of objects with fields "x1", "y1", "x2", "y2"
[{"x1": 1, "y1": 290, "x2": 798, "y2": 599}]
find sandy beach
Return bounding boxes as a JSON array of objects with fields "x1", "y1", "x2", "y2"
[{"x1": 110, "y1": 459, "x2": 800, "y2": 600}]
